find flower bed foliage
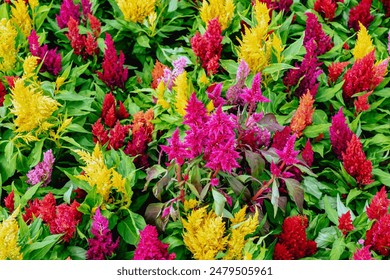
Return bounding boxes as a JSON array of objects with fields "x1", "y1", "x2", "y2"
[{"x1": 0, "y1": 0, "x2": 390, "y2": 260}]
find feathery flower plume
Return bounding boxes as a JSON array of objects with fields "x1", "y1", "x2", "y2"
[
  {"x1": 116, "y1": 0, "x2": 156, "y2": 23},
  {"x1": 273, "y1": 215, "x2": 317, "y2": 260},
  {"x1": 329, "y1": 108, "x2": 353, "y2": 159},
  {"x1": 342, "y1": 134, "x2": 373, "y2": 186},
  {"x1": 151, "y1": 61, "x2": 168, "y2": 89},
  {"x1": 353, "y1": 246, "x2": 373, "y2": 260},
  {"x1": 275, "y1": 134, "x2": 299, "y2": 166},
  {"x1": 56, "y1": 0, "x2": 80, "y2": 29},
  {"x1": 26, "y1": 150, "x2": 55, "y2": 187},
  {"x1": 182, "y1": 208, "x2": 228, "y2": 260},
  {"x1": 0, "y1": 81, "x2": 6, "y2": 107},
  {"x1": 173, "y1": 71, "x2": 189, "y2": 116},
  {"x1": 200, "y1": 0, "x2": 235, "y2": 30},
  {"x1": 207, "y1": 83, "x2": 226, "y2": 108},
  {"x1": 159, "y1": 57, "x2": 187, "y2": 90},
  {"x1": 0, "y1": 209, "x2": 23, "y2": 260},
  {"x1": 87, "y1": 208, "x2": 119, "y2": 260},
  {"x1": 66, "y1": 17, "x2": 85, "y2": 56},
  {"x1": 271, "y1": 126, "x2": 291, "y2": 150},
  {"x1": 304, "y1": 12, "x2": 333, "y2": 56},
  {"x1": 161, "y1": 129, "x2": 189, "y2": 166},
  {"x1": 328, "y1": 62, "x2": 349, "y2": 84},
  {"x1": 258, "y1": 0, "x2": 293, "y2": 13},
  {"x1": 191, "y1": 18, "x2": 223, "y2": 75},
  {"x1": 381, "y1": 0, "x2": 390, "y2": 17},
  {"x1": 241, "y1": 73, "x2": 270, "y2": 105},
  {"x1": 301, "y1": 139, "x2": 314, "y2": 167},
  {"x1": 81, "y1": 0, "x2": 92, "y2": 19},
  {"x1": 49, "y1": 201, "x2": 82, "y2": 242},
  {"x1": 365, "y1": 214, "x2": 390, "y2": 257},
  {"x1": 10, "y1": 79, "x2": 60, "y2": 133},
  {"x1": 226, "y1": 59, "x2": 250, "y2": 105},
  {"x1": 22, "y1": 55, "x2": 39, "y2": 79},
  {"x1": 353, "y1": 23, "x2": 375, "y2": 60},
  {"x1": 97, "y1": 33, "x2": 128, "y2": 90},
  {"x1": 366, "y1": 187, "x2": 390, "y2": 220},
  {"x1": 0, "y1": 19, "x2": 18, "y2": 72},
  {"x1": 338, "y1": 211, "x2": 354, "y2": 235},
  {"x1": 348, "y1": 0, "x2": 373, "y2": 32},
  {"x1": 290, "y1": 91, "x2": 315, "y2": 137},
  {"x1": 134, "y1": 225, "x2": 175, "y2": 260},
  {"x1": 314, "y1": 0, "x2": 337, "y2": 21},
  {"x1": 11, "y1": 0, "x2": 32, "y2": 37},
  {"x1": 4, "y1": 191, "x2": 15, "y2": 213},
  {"x1": 354, "y1": 91, "x2": 373, "y2": 113}
]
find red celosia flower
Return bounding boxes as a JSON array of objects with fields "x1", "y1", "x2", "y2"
[
  {"x1": 329, "y1": 108, "x2": 353, "y2": 159},
  {"x1": 23, "y1": 198, "x2": 41, "y2": 224},
  {"x1": 348, "y1": 0, "x2": 373, "y2": 32},
  {"x1": 108, "y1": 121, "x2": 130, "y2": 150},
  {"x1": 4, "y1": 190, "x2": 15, "y2": 213},
  {"x1": 0, "y1": 80, "x2": 6, "y2": 107},
  {"x1": 85, "y1": 32, "x2": 99, "y2": 57},
  {"x1": 304, "y1": 12, "x2": 333, "y2": 56},
  {"x1": 258, "y1": 0, "x2": 293, "y2": 12},
  {"x1": 273, "y1": 215, "x2": 317, "y2": 260},
  {"x1": 328, "y1": 61, "x2": 349, "y2": 84},
  {"x1": 134, "y1": 225, "x2": 176, "y2": 260},
  {"x1": 301, "y1": 139, "x2": 314, "y2": 167},
  {"x1": 88, "y1": 14, "x2": 101, "y2": 38},
  {"x1": 4, "y1": 76, "x2": 17, "y2": 89},
  {"x1": 191, "y1": 17, "x2": 223, "y2": 75},
  {"x1": 97, "y1": 33, "x2": 128, "y2": 90},
  {"x1": 38, "y1": 193, "x2": 57, "y2": 224},
  {"x1": 66, "y1": 17, "x2": 85, "y2": 56},
  {"x1": 366, "y1": 214, "x2": 390, "y2": 257},
  {"x1": 380, "y1": 0, "x2": 390, "y2": 16},
  {"x1": 353, "y1": 246, "x2": 373, "y2": 260},
  {"x1": 49, "y1": 201, "x2": 82, "y2": 242},
  {"x1": 92, "y1": 118, "x2": 109, "y2": 145},
  {"x1": 354, "y1": 91, "x2": 372, "y2": 113},
  {"x1": 271, "y1": 126, "x2": 292, "y2": 150},
  {"x1": 314, "y1": 0, "x2": 337, "y2": 21},
  {"x1": 366, "y1": 187, "x2": 390, "y2": 220},
  {"x1": 342, "y1": 134, "x2": 373, "y2": 185},
  {"x1": 338, "y1": 211, "x2": 354, "y2": 235},
  {"x1": 151, "y1": 60, "x2": 169, "y2": 89}
]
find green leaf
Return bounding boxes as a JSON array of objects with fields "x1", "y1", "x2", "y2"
[
  {"x1": 315, "y1": 226, "x2": 337, "y2": 248},
  {"x1": 271, "y1": 179, "x2": 280, "y2": 217},
  {"x1": 330, "y1": 237, "x2": 345, "y2": 260},
  {"x1": 346, "y1": 189, "x2": 362, "y2": 206},
  {"x1": 67, "y1": 246, "x2": 87, "y2": 260},
  {"x1": 324, "y1": 195, "x2": 339, "y2": 225},
  {"x1": 24, "y1": 234, "x2": 62, "y2": 260},
  {"x1": 303, "y1": 124, "x2": 331, "y2": 138},
  {"x1": 19, "y1": 182, "x2": 41, "y2": 209},
  {"x1": 245, "y1": 150, "x2": 265, "y2": 178},
  {"x1": 212, "y1": 188, "x2": 226, "y2": 216},
  {"x1": 284, "y1": 178, "x2": 304, "y2": 212},
  {"x1": 373, "y1": 169, "x2": 390, "y2": 186},
  {"x1": 28, "y1": 140, "x2": 44, "y2": 168},
  {"x1": 117, "y1": 210, "x2": 146, "y2": 245},
  {"x1": 336, "y1": 193, "x2": 353, "y2": 218},
  {"x1": 136, "y1": 35, "x2": 150, "y2": 48}
]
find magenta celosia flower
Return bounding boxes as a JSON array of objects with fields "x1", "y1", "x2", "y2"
[
  {"x1": 329, "y1": 108, "x2": 353, "y2": 159},
  {"x1": 240, "y1": 124, "x2": 271, "y2": 151},
  {"x1": 353, "y1": 246, "x2": 373, "y2": 260},
  {"x1": 97, "y1": 33, "x2": 128, "y2": 90},
  {"x1": 271, "y1": 126, "x2": 292, "y2": 150},
  {"x1": 283, "y1": 39, "x2": 323, "y2": 97},
  {"x1": 366, "y1": 187, "x2": 390, "y2": 220},
  {"x1": 342, "y1": 134, "x2": 373, "y2": 186},
  {"x1": 49, "y1": 201, "x2": 82, "y2": 242},
  {"x1": 241, "y1": 73, "x2": 270, "y2": 105},
  {"x1": 366, "y1": 214, "x2": 390, "y2": 257},
  {"x1": 348, "y1": 0, "x2": 373, "y2": 32},
  {"x1": 161, "y1": 128, "x2": 189, "y2": 166},
  {"x1": 81, "y1": 0, "x2": 92, "y2": 19},
  {"x1": 67, "y1": 17, "x2": 85, "y2": 56},
  {"x1": 207, "y1": 83, "x2": 226, "y2": 108},
  {"x1": 301, "y1": 139, "x2": 314, "y2": 167},
  {"x1": 382, "y1": 0, "x2": 390, "y2": 17},
  {"x1": 304, "y1": 12, "x2": 333, "y2": 56},
  {"x1": 258, "y1": 0, "x2": 293, "y2": 12},
  {"x1": 205, "y1": 137, "x2": 241, "y2": 173},
  {"x1": 0, "y1": 80, "x2": 6, "y2": 107},
  {"x1": 338, "y1": 211, "x2": 354, "y2": 235},
  {"x1": 314, "y1": 0, "x2": 337, "y2": 21},
  {"x1": 87, "y1": 208, "x2": 119, "y2": 260},
  {"x1": 26, "y1": 150, "x2": 55, "y2": 187},
  {"x1": 134, "y1": 225, "x2": 176, "y2": 260},
  {"x1": 271, "y1": 161, "x2": 294, "y2": 178},
  {"x1": 191, "y1": 17, "x2": 223, "y2": 75},
  {"x1": 56, "y1": 0, "x2": 81, "y2": 29},
  {"x1": 226, "y1": 59, "x2": 250, "y2": 105},
  {"x1": 275, "y1": 134, "x2": 299, "y2": 166},
  {"x1": 159, "y1": 57, "x2": 187, "y2": 90}
]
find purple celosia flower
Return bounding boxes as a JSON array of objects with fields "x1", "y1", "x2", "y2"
[
  {"x1": 227, "y1": 59, "x2": 250, "y2": 105},
  {"x1": 56, "y1": 0, "x2": 81, "y2": 29},
  {"x1": 271, "y1": 126, "x2": 292, "y2": 150},
  {"x1": 241, "y1": 73, "x2": 270, "y2": 105},
  {"x1": 87, "y1": 208, "x2": 119, "y2": 260},
  {"x1": 329, "y1": 108, "x2": 353, "y2": 159},
  {"x1": 81, "y1": 0, "x2": 92, "y2": 19},
  {"x1": 161, "y1": 128, "x2": 189, "y2": 166},
  {"x1": 207, "y1": 83, "x2": 226, "y2": 108},
  {"x1": 388, "y1": 31, "x2": 390, "y2": 56},
  {"x1": 134, "y1": 225, "x2": 176, "y2": 260},
  {"x1": 26, "y1": 150, "x2": 55, "y2": 187},
  {"x1": 275, "y1": 134, "x2": 299, "y2": 166},
  {"x1": 159, "y1": 57, "x2": 187, "y2": 90},
  {"x1": 304, "y1": 12, "x2": 333, "y2": 56},
  {"x1": 353, "y1": 246, "x2": 373, "y2": 260}
]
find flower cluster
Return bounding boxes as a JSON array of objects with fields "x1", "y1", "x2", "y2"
[
  {"x1": 290, "y1": 91, "x2": 315, "y2": 137},
  {"x1": 0, "y1": 19, "x2": 18, "y2": 73},
  {"x1": 338, "y1": 211, "x2": 354, "y2": 235},
  {"x1": 348, "y1": 0, "x2": 373, "y2": 32},
  {"x1": 329, "y1": 108, "x2": 353, "y2": 159},
  {"x1": 304, "y1": 12, "x2": 333, "y2": 56},
  {"x1": 0, "y1": 209, "x2": 23, "y2": 260},
  {"x1": 26, "y1": 150, "x2": 55, "y2": 187},
  {"x1": 200, "y1": 0, "x2": 235, "y2": 31},
  {"x1": 116, "y1": 0, "x2": 156, "y2": 23}
]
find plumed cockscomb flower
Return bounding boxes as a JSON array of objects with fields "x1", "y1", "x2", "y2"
[
  {"x1": 151, "y1": 60, "x2": 168, "y2": 89},
  {"x1": 207, "y1": 83, "x2": 226, "y2": 108},
  {"x1": 271, "y1": 126, "x2": 291, "y2": 150},
  {"x1": 353, "y1": 23, "x2": 375, "y2": 61},
  {"x1": 56, "y1": 0, "x2": 81, "y2": 29},
  {"x1": 304, "y1": 12, "x2": 333, "y2": 56},
  {"x1": 241, "y1": 73, "x2": 270, "y2": 105},
  {"x1": 275, "y1": 134, "x2": 299, "y2": 166},
  {"x1": 381, "y1": 0, "x2": 390, "y2": 17},
  {"x1": 26, "y1": 150, "x2": 55, "y2": 187},
  {"x1": 329, "y1": 108, "x2": 353, "y2": 159},
  {"x1": 159, "y1": 57, "x2": 187, "y2": 90},
  {"x1": 0, "y1": 80, "x2": 6, "y2": 107},
  {"x1": 108, "y1": 121, "x2": 130, "y2": 150},
  {"x1": 161, "y1": 129, "x2": 189, "y2": 166},
  {"x1": 191, "y1": 17, "x2": 223, "y2": 75},
  {"x1": 314, "y1": 0, "x2": 337, "y2": 21},
  {"x1": 205, "y1": 137, "x2": 241, "y2": 173},
  {"x1": 200, "y1": 0, "x2": 235, "y2": 31},
  {"x1": 0, "y1": 208, "x2": 23, "y2": 260},
  {"x1": 81, "y1": 0, "x2": 92, "y2": 19},
  {"x1": 353, "y1": 246, "x2": 373, "y2": 260},
  {"x1": 273, "y1": 215, "x2": 317, "y2": 260},
  {"x1": 338, "y1": 211, "x2": 354, "y2": 235},
  {"x1": 92, "y1": 118, "x2": 109, "y2": 145},
  {"x1": 366, "y1": 214, "x2": 390, "y2": 257},
  {"x1": 258, "y1": 0, "x2": 293, "y2": 13},
  {"x1": 354, "y1": 91, "x2": 372, "y2": 113},
  {"x1": 328, "y1": 61, "x2": 349, "y2": 84},
  {"x1": 290, "y1": 91, "x2": 315, "y2": 137},
  {"x1": 301, "y1": 139, "x2": 314, "y2": 167},
  {"x1": 342, "y1": 134, "x2": 373, "y2": 186},
  {"x1": 366, "y1": 187, "x2": 390, "y2": 221},
  {"x1": 226, "y1": 59, "x2": 250, "y2": 105},
  {"x1": 66, "y1": 17, "x2": 85, "y2": 56},
  {"x1": 97, "y1": 33, "x2": 128, "y2": 90},
  {"x1": 348, "y1": 0, "x2": 373, "y2": 32},
  {"x1": 4, "y1": 190, "x2": 15, "y2": 213},
  {"x1": 134, "y1": 225, "x2": 176, "y2": 260},
  {"x1": 87, "y1": 208, "x2": 119, "y2": 260},
  {"x1": 38, "y1": 192, "x2": 57, "y2": 224},
  {"x1": 49, "y1": 200, "x2": 82, "y2": 242}
]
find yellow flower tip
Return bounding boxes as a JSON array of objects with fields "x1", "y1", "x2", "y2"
[
  {"x1": 0, "y1": 208, "x2": 23, "y2": 260},
  {"x1": 254, "y1": 1, "x2": 270, "y2": 26},
  {"x1": 156, "y1": 81, "x2": 170, "y2": 109},
  {"x1": 28, "y1": 0, "x2": 39, "y2": 10},
  {"x1": 353, "y1": 22, "x2": 375, "y2": 61},
  {"x1": 55, "y1": 77, "x2": 66, "y2": 91},
  {"x1": 116, "y1": 0, "x2": 156, "y2": 23},
  {"x1": 199, "y1": 73, "x2": 210, "y2": 86},
  {"x1": 173, "y1": 71, "x2": 189, "y2": 117},
  {"x1": 11, "y1": 0, "x2": 32, "y2": 37},
  {"x1": 0, "y1": 18, "x2": 18, "y2": 72},
  {"x1": 23, "y1": 55, "x2": 39, "y2": 78},
  {"x1": 184, "y1": 199, "x2": 198, "y2": 212},
  {"x1": 206, "y1": 100, "x2": 215, "y2": 113},
  {"x1": 200, "y1": 0, "x2": 235, "y2": 31}
]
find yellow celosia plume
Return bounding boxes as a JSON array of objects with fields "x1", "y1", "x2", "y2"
[
  {"x1": 0, "y1": 208, "x2": 23, "y2": 260},
  {"x1": 173, "y1": 71, "x2": 189, "y2": 117},
  {"x1": 353, "y1": 22, "x2": 375, "y2": 61},
  {"x1": 0, "y1": 19, "x2": 18, "y2": 72},
  {"x1": 156, "y1": 81, "x2": 170, "y2": 109},
  {"x1": 200, "y1": 0, "x2": 235, "y2": 31},
  {"x1": 116, "y1": 0, "x2": 156, "y2": 23},
  {"x1": 11, "y1": 0, "x2": 32, "y2": 37}
]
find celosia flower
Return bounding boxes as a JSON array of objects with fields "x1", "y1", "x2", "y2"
[
  {"x1": 0, "y1": 209, "x2": 23, "y2": 260},
  {"x1": 87, "y1": 208, "x2": 119, "y2": 260},
  {"x1": 191, "y1": 17, "x2": 223, "y2": 75},
  {"x1": 66, "y1": 17, "x2": 85, "y2": 56},
  {"x1": 275, "y1": 134, "x2": 299, "y2": 166},
  {"x1": 100, "y1": 92, "x2": 130, "y2": 128},
  {"x1": 161, "y1": 129, "x2": 189, "y2": 166},
  {"x1": 329, "y1": 108, "x2": 353, "y2": 159},
  {"x1": 182, "y1": 207, "x2": 228, "y2": 260},
  {"x1": 10, "y1": 79, "x2": 60, "y2": 133},
  {"x1": 97, "y1": 33, "x2": 128, "y2": 90},
  {"x1": 290, "y1": 91, "x2": 315, "y2": 137},
  {"x1": 241, "y1": 73, "x2": 270, "y2": 105},
  {"x1": 173, "y1": 71, "x2": 189, "y2": 117},
  {"x1": 84, "y1": 32, "x2": 99, "y2": 57},
  {"x1": 342, "y1": 134, "x2": 373, "y2": 186},
  {"x1": 240, "y1": 121, "x2": 271, "y2": 151},
  {"x1": 314, "y1": 0, "x2": 337, "y2": 21},
  {"x1": 159, "y1": 57, "x2": 187, "y2": 90},
  {"x1": 28, "y1": 0, "x2": 39, "y2": 10},
  {"x1": 184, "y1": 199, "x2": 198, "y2": 212},
  {"x1": 304, "y1": 12, "x2": 333, "y2": 56},
  {"x1": 273, "y1": 215, "x2": 317, "y2": 260},
  {"x1": 49, "y1": 201, "x2": 82, "y2": 242},
  {"x1": 81, "y1": 0, "x2": 92, "y2": 19},
  {"x1": 226, "y1": 59, "x2": 250, "y2": 105},
  {"x1": 26, "y1": 150, "x2": 55, "y2": 187},
  {"x1": 88, "y1": 14, "x2": 101, "y2": 38},
  {"x1": 11, "y1": 0, "x2": 32, "y2": 37},
  {"x1": 92, "y1": 118, "x2": 109, "y2": 145},
  {"x1": 22, "y1": 55, "x2": 39, "y2": 79},
  {"x1": 258, "y1": 0, "x2": 293, "y2": 13},
  {"x1": 388, "y1": 31, "x2": 390, "y2": 56},
  {"x1": 271, "y1": 126, "x2": 291, "y2": 150},
  {"x1": 56, "y1": 0, "x2": 80, "y2": 29},
  {"x1": 200, "y1": 0, "x2": 235, "y2": 30},
  {"x1": 366, "y1": 214, "x2": 390, "y2": 256},
  {"x1": 366, "y1": 187, "x2": 390, "y2": 220},
  {"x1": 381, "y1": 0, "x2": 390, "y2": 17},
  {"x1": 151, "y1": 60, "x2": 168, "y2": 89},
  {"x1": 338, "y1": 211, "x2": 354, "y2": 235},
  {"x1": 348, "y1": 0, "x2": 373, "y2": 32},
  {"x1": 283, "y1": 39, "x2": 323, "y2": 97},
  {"x1": 23, "y1": 198, "x2": 41, "y2": 224},
  {"x1": 0, "y1": 19, "x2": 18, "y2": 72},
  {"x1": 0, "y1": 81, "x2": 6, "y2": 107},
  {"x1": 4, "y1": 191, "x2": 15, "y2": 213},
  {"x1": 37, "y1": 192, "x2": 57, "y2": 224},
  {"x1": 108, "y1": 121, "x2": 130, "y2": 150},
  {"x1": 353, "y1": 246, "x2": 373, "y2": 260},
  {"x1": 134, "y1": 225, "x2": 175, "y2": 260},
  {"x1": 354, "y1": 91, "x2": 372, "y2": 113},
  {"x1": 328, "y1": 61, "x2": 349, "y2": 84},
  {"x1": 116, "y1": 0, "x2": 156, "y2": 23},
  {"x1": 301, "y1": 139, "x2": 314, "y2": 167},
  {"x1": 353, "y1": 23, "x2": 375, "y2": 60}
]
